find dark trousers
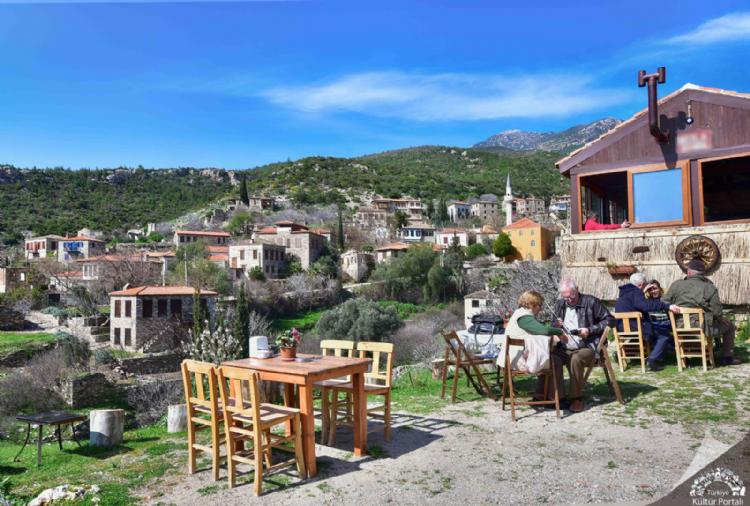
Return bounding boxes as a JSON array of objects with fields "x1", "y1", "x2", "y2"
[
  {"x1": 537, "y1": 347, "x2": 595, "y2": 401},
  {"x1": 647, "y1": 320, "x2": 673, "y2": 364},
  {"x1": 716, "y1": 316, "x2": 736, "y2": 358}
]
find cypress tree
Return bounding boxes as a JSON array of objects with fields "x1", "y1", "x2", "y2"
[
  {"x1": 337, "y1": 207, "x2": 345, "y2": 251},
  {"x1": 235, "y1": 284, "x2": 250, "y2": 357},
  {"x1": 192, "y1": 288, "x2": 204, "y2": 338},
  {"x1": 239, "y1": 174, "x2": 249, "y2": 206}
]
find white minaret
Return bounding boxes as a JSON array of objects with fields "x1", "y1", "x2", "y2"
[{"x1": 503, "y1": 174, "x2": 514, "y2": 226}]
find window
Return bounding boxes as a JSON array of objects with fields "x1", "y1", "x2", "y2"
[
  {"x1": 170, "y1": 298, "x2": 182, "y2": 316},
  {"x1": 628, "y1": 165, "x2": 689, "y2": 226},
  {"x1": 700, "y1": 154, "x2": 750, "y2": 223},
  {"x1": 472, "y1": 300, "x2": 479, "y2": 308},
  {"x1": 124, "y1": 328, "x2": 132, "y2": 347},
  {"x1": 113, "y1": 328, "x2": 121, "y2": 345},
  {"x1": 531, "y1": 240, "x2": 536, "y2": 247},
  {"x1": 125, "y1": 300, "x2": 132, "y2": 318},
  {"x1": 114, "y1": 300, "x2": 121, "y2": 317},
  {"x1": 240, "y1": 249, "x2": 245, "y2": 260},
  {"x1": 518, "y1": 230, "x2": 523, "y2": 236},
  {"x1": 142, "y1": 299, "x2": 153, "y2": 318},
  {"x1": 157, "y1": 299, "x2": 168, "y2": 317}
]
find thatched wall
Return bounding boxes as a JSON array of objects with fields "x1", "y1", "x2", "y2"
[{"x1": 560, "y1": 224, "x2": 750, "y2": 305}]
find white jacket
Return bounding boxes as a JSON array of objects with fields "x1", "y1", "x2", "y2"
[{"x1": 496, "y1": 308, "x2": 551, "y2": 374}]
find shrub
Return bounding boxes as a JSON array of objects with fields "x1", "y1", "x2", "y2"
[
  {"x1": 315, "y1": 298, "x2": 403, "y2": 344},
  {"x1": 493, "y1": 231, "x2": 514, "y2": 259},
  {"x1": 248, "y1": 266, "x2": 266, "y2": 281},
  {"x1": 182, "y1": 322, "x2": 243, "y2": 365},
  {"x1": 465, "y1": 242, "x2": 489, "y2": 260},
  {"x1": 93, "y1": 348, "x2": 116, "y2": 366},
  {"x1": 55, "y1": 332, "x2": 91, "y2": 369},
  {"x1": 391, "y1": 307, "x2": 463, "y2": 366}
]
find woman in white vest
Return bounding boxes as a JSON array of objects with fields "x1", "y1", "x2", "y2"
[{"x1": 497, "y1": 290, "x2": 564, "y2": 374}]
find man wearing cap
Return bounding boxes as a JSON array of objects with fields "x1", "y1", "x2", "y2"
[{"x1": 662, "y1": 259, "x2": 739, "y2": 366}]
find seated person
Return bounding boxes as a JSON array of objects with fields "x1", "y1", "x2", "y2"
[
  {"x1": 540, "y1": 279, "x2": 615, "y2": 413},
  {"x1": 644, "y1": 279, "x2": 674, "y2": 348},
  {"x1": 583, "y1": 211, "x2": 631, "y2": 231},
  {"x1": 498, "y1": 290, "x2": 563, "y2": 375},
  {"x1": 615, "y1": 273, "x2": 680, "y2": 371},
  {"x1": 662, "y1": 259, "x2": 740, "y2": 366}
]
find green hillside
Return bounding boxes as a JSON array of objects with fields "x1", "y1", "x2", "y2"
[
  {"x1": 0, "y1": 166, "x2": 232, "y2": 245},
  {"x1": 245, "y1": 146, "x2": 566, "y2": 205}
]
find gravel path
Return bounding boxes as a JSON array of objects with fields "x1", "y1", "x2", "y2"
[{"x1": 139, "y1": 394, "x2": 747, "y2": 506}]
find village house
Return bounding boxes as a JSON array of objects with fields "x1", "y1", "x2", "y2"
[
  {"x1": 109, "y1": 285, "x2": 217, "y2": 351},
  {"x1": 557, "y1": 78, "x2": 750, "y2": 305},
  {"x1": 0, "y1": 267, "x2": 28, "y2": 294},
  {"x1": 77, "y1": 228, "x2": 105, "y2": 240},
  {"x1": 435, "y1": 228, "x2": 470, "y2": 248},
  {"x1": 471, "y1": 199, "x2": 501, "y2": 223},
  {"x1": 229, "y1": 242, "x2": 286, "y2": 279},
  {"x1": 514, "y1": 196, "x2": 547, "y2": 216},
  {"x1": 247, "y1": 196, "x2": 275, "y2": 212},
  {"x1": 58, "y1": 236, "x2": 107, "y2": 262},
  {"x1": 549, "y1": 195, "x2": 571, "y2": 213},
  {"x1": 340, "y1": 249, "x2": 375, "y2": 282},
  {"x1": 254, "y1": 221, "x2": 327, "y2": 270},
  {"x1": 24, "y1": 235, "x2": 64, "y2": 260},
  {"x1": 474, "y1": 225, "x2": 500, "y2": 246},
  {"x1": 398, "y1": 223, "x2": 435, "y2": 243},
  {"x1": 206, "y1": 245, "x2": 230, "y2": 268},
  {"x1": 447, "y1": 201, "x2": 471, "y2": 222},
  {"x1": 502, "y1": 217, "x2": 555, "y2": 261},
  {"x1": 173, "y1": 230, "x2": 231, "y2": 247},
  {"x1": 353, "y1": 206, "x2": 389, "y2": 229},
  {"x1": 310, "y1": 227, "x2": 333, "y2": 242},
  {"x1": 463, "y1": 290, "x2": 502, "y2": 328},
  {"x1": 76, "y1": 254, "x2": 163, "y2": 286},
  {"x1": 373, "y1": 197, "x2": 425, "y2": 221},
  {"x1": 375, "y1": 242, "x2": 410, "y2": 264}
]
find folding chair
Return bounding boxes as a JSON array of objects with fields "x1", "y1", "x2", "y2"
[
  {"x1": 583, "y1": 327, "x2": 624, "y2": 404},
  {"x1": 612, "y1": 312, "x2": 651, "y2": 373},
  {"x1": 313, "y1": 339, "x2": 356, "y2": 444},
  {"x1": 500, "y1": 335, "x2": 560, "y2": 421},
  {"x1": 327, "y1": 341, "x2": 394, "y2": 444},
  {"x1": 217, "y1": 366, "x2": 305, "y2": 496},
  {"x1": 181, "y1": 359, "x2": 224, "y2": 481},
  {"x1": 669, "y1": 308, "x2": 715, "y2": 372},
  {"x1": 440, "y1": 331, "x2": 498, "y2": 403}
]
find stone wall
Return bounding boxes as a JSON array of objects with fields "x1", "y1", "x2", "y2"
[
  {"x1": 117, "y1": 352, "x2": 182, "y2": 375},
  {"x1": 62, "y1": 373, "x2": 118, "y2": 409}
]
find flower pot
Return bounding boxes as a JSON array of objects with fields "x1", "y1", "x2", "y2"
[
  {"x1": 607, "y1": 265, "x2": 636, "y2": 276},
  {"x1": 280, "y1": 346, "x2": 297, "y2": 360}
]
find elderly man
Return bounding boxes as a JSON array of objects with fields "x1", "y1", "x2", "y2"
[
  {"x1": 538, "y1": 279, "x2": 614, "y2": 413},
  {"x1": 662, "y1": 259, "x2": 739, "y2": 366},
  {"x1": 615, "y1": 272, "x2": 681, "y2": 371}
]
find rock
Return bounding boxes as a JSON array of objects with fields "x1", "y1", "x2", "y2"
[
  {"x1": 167, "y1": 404, "x2": 188, "y2": 433},
  {"x1": 89, "y1": 409, "x2": 124, "y2": 447},
  {"x1": 28, "y1": 484, "x2": 100, "y2": 505},
  {"x1": 0, "y1": 305, "x2": 25, "y2": 331}
]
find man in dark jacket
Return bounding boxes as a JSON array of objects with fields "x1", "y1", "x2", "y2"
[
  {"x1": 538, "y1": 278, "x2": 615, "y2": 413},
  {"x1": 615, "y1": 272, "x2": 681, "y2": 371},
  {"x1": 662, "y1": 259, "x2": 739, "y2": 366}
]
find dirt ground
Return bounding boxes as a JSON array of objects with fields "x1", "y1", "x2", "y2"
[{"x1": 139, "y1": 375, "x2": 750, "y2": 506}]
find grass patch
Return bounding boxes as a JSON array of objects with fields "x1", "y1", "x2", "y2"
[
  {"x1": 197, "y1": 484, "x2": 220, "y2": 496},
  {"x1": 272, "y1": 310, "x2": 324, "y2": 332},
  {"x1": 376, "y1": 300, "x2": 446, "y2": 320},
  {"x1": 0, "y1": 331, "x2": 57, "y2": 356}
]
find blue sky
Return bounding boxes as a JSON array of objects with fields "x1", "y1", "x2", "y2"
[{"x1": 1, "y1": 0, "x2": 750, "y2": 169}]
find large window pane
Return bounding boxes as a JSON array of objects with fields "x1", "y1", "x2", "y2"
[
  {"x1": 632, "y1": 169, "x2": 684, "y2": 224},
  {"x1": 702, "y1": 156, "x2": 750, "y2": 223}
]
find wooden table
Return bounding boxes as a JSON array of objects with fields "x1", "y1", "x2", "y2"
[
  {"x1": 14, "y1": 411, "x2": 86, "y2": 466},
  {"x1": 221, "y1": 354, "x2": 372, "y2": 477}
]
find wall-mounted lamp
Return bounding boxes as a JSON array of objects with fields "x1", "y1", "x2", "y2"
[{"x1": 686, "y1": 100, "x2": 694, "y2": 125}]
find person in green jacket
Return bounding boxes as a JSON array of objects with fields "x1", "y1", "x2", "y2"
[{"x1": 662, "y1": 259, "x2": 739, "y2": 366}]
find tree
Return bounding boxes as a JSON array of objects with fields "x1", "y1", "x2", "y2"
[
  {"x1": 425, "y1": 262, "x2": 451, "y2": 302},
  {"x1": 192, "y1": 288, "x2": 204, "y2": 338},
  {"x1": 248, "y1": 266, "x2": 266, "y2": 281},
  {"x1": 370, "y1": 244, "x2": 438, "y2": 301},
  {"x1": 437, "y1": 198, "x2": 449, "y2": 224},
  {"x1": 234, "y1": 285, "x2": 250, "y2": 357},
  {"x1": 426, "y1": 199, "x2": 435, "y2": 220},
  {"x1": 393, "y1": 210, "x2": 408, "y2": 230},
  {"x1": 315, "y1": 298, "x2": 403, "y2": 344},
  {"x1": 226, "y1": 210, "x2": 253, "y2": 236},
  {"x1": 239, "y1": 174, "x2": 249, "y2": 206},
  {"x1": 465, "y1": 242, "x2": 489, "y2": 260},
  {"x1": 337, "y1": 207, "x2": 345, "y2": 251},
  {"x1": 493, "y1": 231, "x2": 514, "y2": 260}
]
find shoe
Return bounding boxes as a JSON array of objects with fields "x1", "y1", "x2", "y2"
[
  {"x1": 647, "y1": 361, "x2": 664, "y2": 372},
  {"x1": 568, "y1": 399, "x2": 584, "y2": 413},
  {"x1": 721, "y1": 357, "x2": 741, "y2": 366}
]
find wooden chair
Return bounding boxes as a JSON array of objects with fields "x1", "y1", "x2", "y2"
[
  {"x1": 669, "y1": 308, "x2": 715, "y2": 372},
  {"x1": 612, "y1": 312, "x2": 651, "y2": 373},
  {"x1": 180, "y1": 359, "x2": 224, "y2": 481},
  {"x1": 440, "y1": 331, "x2": 498, "y2": 403},
  {"x1": 313, "y1": 339, "x2": 356, "y2": 444},
  {"x1": 216, "y1": 365, "x2": 305, "y2": 496},
  {"x1": 500, "y1": 336, "x2": 560, "y2": 421},
  {"x1": 583, "y1": 327, "x2": 624, "y2": 404},
  {"x1": 327, "y1": 341, "x2": 394, "y2": 445}
]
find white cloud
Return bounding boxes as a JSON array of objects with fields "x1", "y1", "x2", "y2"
[
  {"x1": 260, "y1": 71, "x2": 630, "y2": 121},
  {"x1": 665, "y1": 12, "x2": 750, "y2": 45}
]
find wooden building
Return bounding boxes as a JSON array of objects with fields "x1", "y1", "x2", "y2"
[{"x1": 556, "y1": 82, "x2": 750, "y2": 305}]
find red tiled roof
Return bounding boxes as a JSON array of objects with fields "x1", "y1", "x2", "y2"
[
  {"x1": 175, "y1": 230, "x2": 231, "y2": 237},
  {"x1": 75, "y1": 254, "x2": 140, "y2": 263},
  {"x1": 207, "y1": 245, "x2": 229, "y2": 253},
  {"x1": 375, "y1": 242, "x2": 410, "y2": 251},
  {"x1": 503, "y1": 217, "x2": 542, "y2": 230},
  {"x1": 109, "y1": 286, "x2": 218, "y2": 296},
  {"x1": 256, "y1": 226, "x2": 278, "y2": 234},
  {"x1": 146, "y1": 251, "x2": 176, "y2": 258},
  {"x1": 208, "y1": 254, "x2": 228, "y2": 262}
]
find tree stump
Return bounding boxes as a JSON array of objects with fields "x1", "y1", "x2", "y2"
[
  {"x1": 167, "y1": 404, "x2": 188, "y2": 433},
  {"x1": 89, "y1": 409, "x2": 124, "y2": 447}
]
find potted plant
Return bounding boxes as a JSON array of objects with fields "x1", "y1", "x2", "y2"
[
  {"x1": 276, "y1": 328, "x2": 301, "y2": 360},
  {"x1": 606, "y1": 262, "x2": 636, "y2": 276}
]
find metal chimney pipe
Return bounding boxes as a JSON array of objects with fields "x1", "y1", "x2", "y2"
[{"x1": 637, "y1": 67, "x2": 668, "y2": 143}]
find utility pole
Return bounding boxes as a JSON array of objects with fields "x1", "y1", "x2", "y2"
[{"x1": 184, "y1": 257, "x2": 188, "y2": 285}]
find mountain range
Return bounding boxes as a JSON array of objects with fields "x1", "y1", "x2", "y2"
[{"x1": 473, "y1": 117, "x2": 621, "y2": 152}]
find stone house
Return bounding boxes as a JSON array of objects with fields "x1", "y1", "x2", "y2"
[
  {"x1": 229, "y1": 242, "x2": 287, "y2": 279},
  {"x1": 373, "y1": 197, "x2": 424, "y2": 221},
  {"x1": 375, "y1": 242, "x2": 410, "y2": 263},
  {"x1": 206, "y1": 245, "x2": 230, "y2": 268},
  {"x1": 448, "y1": 201, "x2": 471, "y2": 222},
  {"x1": 353, "y1": 207, "x2": 389, "y2": 229},
  {"x1": 435, "y1": 228, "x2": 470, "y2": 248},
  {"x1": 24, "y1": 235, "x2": 64, "y2": 260},
  {"x1": 464, "y1": 290, "x2": 502, "y2": 328},
  {"x1": 515, "y1": 196, "x2": 547, "y2": 216},
  {"x1": 254, "y1": 221, "x2": 326, "y2": 270},
  {"x1": 341, "y1": 250, "x2": 375, "y2": 282},
  {"x1": 0, "y1": 267, "x2": 28, "y2": 294},
  {"x1": 474, "y1": 225, "x2": 499, "y2": 246},
  {"x1": 471, "y1": 200, "x2": 501, "y2": 222},
  {"x1": 109, "y1": 286, "x2": 217, "y2": 351},
  {"x1": 58, "y1": 236, "x2": 107, "y2": 262},
  {"x1": 173, "y1": 230, "x2": 231, "y2": 247}
]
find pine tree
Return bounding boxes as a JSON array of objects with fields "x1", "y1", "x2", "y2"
[
  {"x1": 239, "y1": 174, "x2": 249, "y2": 206},
  {"x1": 234, "y1": 284, "x2": 250, "y2": 357},
  {"x1": 337, "y1": 206, "x2": 345, "y2": 251}
]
